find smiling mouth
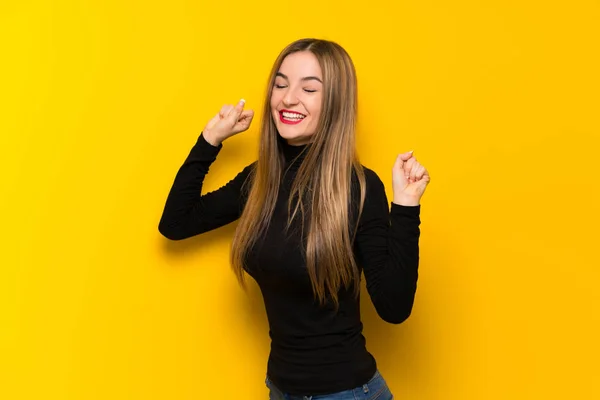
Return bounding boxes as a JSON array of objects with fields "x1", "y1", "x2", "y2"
[{"x1": 279, "y1": 110, "x2": 306, "y2": 125}]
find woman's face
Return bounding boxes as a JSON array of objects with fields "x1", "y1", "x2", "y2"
[{"x1": 270, "y1": 51, "x2": 323, "y2": 146}]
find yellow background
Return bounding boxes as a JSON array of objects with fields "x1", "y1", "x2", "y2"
[{"x1": 2, "y1": 0, "x2": 599, "y2": 398}]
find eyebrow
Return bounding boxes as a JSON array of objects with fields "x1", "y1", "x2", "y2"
[{"x1": 276, "y1": 72, "x2": 323, "y2": 83}]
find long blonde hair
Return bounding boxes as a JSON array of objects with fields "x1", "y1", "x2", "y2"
[{"x1": 231, "y1": 38, "x2": 366, "y2": 306}]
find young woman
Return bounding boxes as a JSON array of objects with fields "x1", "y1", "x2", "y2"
[{"x1": 159, "y1": 38, "x2": 430, "y2": 400}]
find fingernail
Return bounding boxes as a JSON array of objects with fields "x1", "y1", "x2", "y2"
[
  {"x1": 239, "y1": 98, "x2": 246, "y2": 104},
  {"x1": 409, "y1": 150, "x2": 414, "y2": 154}
]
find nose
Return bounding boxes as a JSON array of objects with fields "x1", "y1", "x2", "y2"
[{"x1": 282, "y1": 86, "x2": 299, "y2": 107}]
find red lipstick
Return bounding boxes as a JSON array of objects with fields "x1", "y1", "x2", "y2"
[{"x1": 279, "y1": 109, "x2": 306, "y2": 125}]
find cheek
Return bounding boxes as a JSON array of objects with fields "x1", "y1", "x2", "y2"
[
  {"x1": 270, "y1": 91, "x2": 281, "y2": 110},
  {"x1": 308, "y1": 98, "x2": 322, "y2": 120}
]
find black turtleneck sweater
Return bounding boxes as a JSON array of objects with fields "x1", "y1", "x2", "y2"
[{"x1": 158, "y1": 133, "x2": 421, "y2": 396}]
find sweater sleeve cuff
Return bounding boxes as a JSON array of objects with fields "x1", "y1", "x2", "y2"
[
  {"x1": 197, "y1": 132, "x2": 223, "y2": 152},
  {"x1": 390, "y1": 202, "x2": 421, "y2": 217}
]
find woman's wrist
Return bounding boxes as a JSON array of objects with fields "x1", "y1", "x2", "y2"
[{"x1": 202, "y1": 130, "x2": 222, "y2": 147}]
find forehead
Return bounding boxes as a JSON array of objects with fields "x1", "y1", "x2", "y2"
[{"x1": 278, "y1": 51, "x2": 322, "y2": 78}]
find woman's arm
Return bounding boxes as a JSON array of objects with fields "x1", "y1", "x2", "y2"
[
  {"x1": 354, "y1": 168, "x2": 421, "y2": 324},
  {"x1": 158, "y1": 132, "x2": 255, "y2": 240}
]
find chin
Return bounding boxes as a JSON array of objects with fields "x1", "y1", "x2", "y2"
[
  {"x1": 272, "y1": 115, "x2": 315, "y2": 144},
  {"x1": 277, "y1": 128, "x2": 298, "y2": 140}
]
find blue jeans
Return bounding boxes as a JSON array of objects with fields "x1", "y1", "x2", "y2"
[{"x1": 265, "y1": 370, "x2": 394, "y2": 400}]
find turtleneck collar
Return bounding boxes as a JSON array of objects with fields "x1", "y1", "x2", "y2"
[{"x1": 279, "y1": 135, "x2": 310, "y2": 166}]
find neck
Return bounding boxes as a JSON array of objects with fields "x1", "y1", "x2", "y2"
[{"x1": 279, "y1": 135, "x2": 310, "y2": 163}]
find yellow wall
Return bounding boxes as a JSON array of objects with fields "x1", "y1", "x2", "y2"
[{"x1": 2, "y1": 1, "x2": 599, "y2": 398}]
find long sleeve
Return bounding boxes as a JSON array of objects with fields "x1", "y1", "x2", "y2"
[
  {"x1": 354, "y1": 169, "x2": 421, "y2": 324},
  {"x1": 158, "y1": 133, "x2": 255, "y2": 240}
]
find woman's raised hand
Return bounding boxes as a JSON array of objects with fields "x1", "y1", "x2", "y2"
[
  {"x1": 392, "y1": 151, "x2": 431, "y2": 206},
  {"x1": 202, "y1": 99, "x2": 254, "y2": 146}
]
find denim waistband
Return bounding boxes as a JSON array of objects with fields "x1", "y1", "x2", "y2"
[{"x1": 265, "y1": 369, "x2": 393, "y2": 400}]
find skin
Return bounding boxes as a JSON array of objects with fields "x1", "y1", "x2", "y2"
[
  {"x1": 270, "y1": 51, "x2": 323, "y2": 146},
  {"x1": 201, "y1": 53, "x2": 430, "y2": 206}
]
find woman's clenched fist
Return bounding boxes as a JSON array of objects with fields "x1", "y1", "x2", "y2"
[{"x1": 203, "y1": 99, "x2": 254, "y2": 146}]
